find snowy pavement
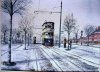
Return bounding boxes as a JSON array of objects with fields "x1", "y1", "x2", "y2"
[{"x1": 1, "y1": 44, "x2": 100, "y2": 71}]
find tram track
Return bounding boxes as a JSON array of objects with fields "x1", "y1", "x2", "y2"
[
  {"x1": 71, "y1": 48, "x2": 99, "y2": 59},
  {"x1": 30, "y1": 45, "x2": 57, "y2": 71},
  {"x1": 25, "y1": 46, "x2": 39, "y2": 71},
  {"x1": 35, "y1": 48, "x2": 39, "y2": 71},
  {"x1": 54, "y1": 47, "x2": 100, "y2": 66},
  {"x1": 40, "y1": 46, "x2": 64, "y2": 71},
  {"x1": 52, "y1": 48, "x2": 100, "y2": 67},
  {"x1": 45, "y1": 47, "x2": 84, "y2": 71},
  {"x1": 50, "y1": 48, "x2": 98, "y2": 71},
  {"x1": 71, "y1": 45, "x2": 99, "y2": 54},
  {"x1": 37, "y1": 47, "x2": 57, "y2": 71}
]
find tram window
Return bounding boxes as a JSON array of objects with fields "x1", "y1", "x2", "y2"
[
  {"x1": 45, "y1": 26, "x2": 47, "y2": 28},
  {"x1": 45, "y1": 33, "x2": 48, "y2": 35},
  {"x1": 48, "y1": 25, "x2": 51, "y2": 28},
  {"x1": 48, "y1": 33, "x2": 50, "y2": 35}
]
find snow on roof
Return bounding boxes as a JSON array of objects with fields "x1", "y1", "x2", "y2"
[
  {"x1": 42, "y1": 22, "x2": 54, "y2": 26},
  {"x1": 89, "y1": 26, "x2": 100, "y2": 36}
]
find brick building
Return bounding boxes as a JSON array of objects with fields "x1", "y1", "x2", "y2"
[
  {"x1": 79, "y1": 26, "x2": 100, "y2": 44},
  {"x1": 89, "y1": 26, "x2": 100, "y2": 44}
]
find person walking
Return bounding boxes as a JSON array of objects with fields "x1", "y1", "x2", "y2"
[
  {"x1": 69, "y1": 40, "x2": 72, "y2": 49},
  {"x1": 64, "y1": 38, "x2": 67, "y2": 48}
]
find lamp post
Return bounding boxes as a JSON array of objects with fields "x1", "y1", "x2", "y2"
[{"x1": 59, "y1": 0, "x2": 62, "y2": 48}]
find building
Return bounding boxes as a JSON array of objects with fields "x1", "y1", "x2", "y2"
[
  {"x1": 79, "y1": 37, "x2": 87, "y2": 44},
  {"x1": 42, "y1": 22, "x2": 54, "y2": 46},
  {"x1": 89, "y1": 26, "x2": 100, "y2": 44},
  {"x1": 79, "y1": 26, "x2": 100, "y2": 44}
]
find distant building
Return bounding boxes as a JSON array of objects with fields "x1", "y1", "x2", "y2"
[
  {"x1": 79, "y1": 37, "x2": 87, "y2": 43},
  {"x1": 79, "y1": 26, "x2": 100, "y2": 44},
  {"x1": 89, "y1": 26, "x2": 100, "y2": 44},
  {"x1": 42, "y1": 22, "x2": 54, "y2": 46}
]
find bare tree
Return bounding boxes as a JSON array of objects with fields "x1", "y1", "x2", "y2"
[
  {"x1": 19, "y1": 17, "x2": 33, "y2": 50},
  {"x1": 63, "y1": 13, "x2": 76, "y2": 49},
  {"x1": 1, "y1": 0, "x2": 30, "y2": 65},
  {"x1": 16, "y1": 30, "x2": 21, "y2": 43},
  {"x1": 12, "y1": 28, "x2": 21, "y2": 44},
  {"x1": 28, "y1": 29, "x2": 33, "y2": 46},
  {"x1": 1, "y1": 23, "x2": 9, "y2": 44},
  {"x1": 84, "y1": 25, "x2": 95, "y2": 46}
]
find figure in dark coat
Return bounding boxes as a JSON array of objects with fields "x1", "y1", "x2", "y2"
[
  {"x1": 64, "y1": 38, "x2": 67, "y2": 48},
  {"x1": 69, "y1": 40, "x2": 72, "y2": 49},
  {"x1": 33, "y1": 37, "x2": 36, "y2": 44}
]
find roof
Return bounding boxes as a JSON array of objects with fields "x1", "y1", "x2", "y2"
[
  {"x1": 42, "y1": 22, "x2": 54, "y2": 26},
  {"x1": 96, "y1": 26, "x2": 100, "y2": 30},
  {"x1": 92, "y1": 29, "x2": 100, "y2": 34},
  {"x1": 89, "y1": 28, "x2": 100, "y2": 36},
  {"x1": 94, "y1": 29, "x2": 100, "y2": 33}
]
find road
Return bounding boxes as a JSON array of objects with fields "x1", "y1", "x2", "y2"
[
  {"x1": 28, "y1": 44, "x2": 99, "y2": 71},
  {"x1": 1, "y1": 44, "x2": 99, "y2": 71}
]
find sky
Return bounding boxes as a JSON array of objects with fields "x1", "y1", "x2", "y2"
[{"x1": 1, "y1": 0, "x2": 100, "y2": 41}]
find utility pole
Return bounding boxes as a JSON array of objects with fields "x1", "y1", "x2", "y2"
[{"x1": 59, "y1": 1, "x2": 62, "y2": 48}]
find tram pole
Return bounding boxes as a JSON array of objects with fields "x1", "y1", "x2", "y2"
[{"x1": 59, "y1": 1, "x2": 62, "y2": 48}]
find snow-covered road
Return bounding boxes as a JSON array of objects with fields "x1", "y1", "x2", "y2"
[{"x1": 1, "y1": 44, "x2": 100, "y2": 71}]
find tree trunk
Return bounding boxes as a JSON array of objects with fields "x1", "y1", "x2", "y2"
[
  {"x1": 68, "y1": 32, "x2": 70, "y2": 49},
  {"x1": 28, "y1": 33, "x2": 29, "y2": 46},
  {"x1": 4, "y1": 32, "x2": 6, "y2": 44},
  {"x1": 8, "y1": 14, "x2": 12, "y2": 63}
]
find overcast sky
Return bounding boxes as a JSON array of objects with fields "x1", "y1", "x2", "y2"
[{"x1": 1, "y1": 0, "x2": 100, "y2": 39}]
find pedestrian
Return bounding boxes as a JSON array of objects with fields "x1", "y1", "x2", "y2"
[
  {"x1": 64, "y1": 38, "x2": 66, "y2": 48},
  {"x1": 68, "y1": 40, "x2": 70, "y2": 49},
  {"x1": 69, "y1": 40, "x2": 72, "y2": 49},
  {"x1": 33, "y1": 37, "x2": 36, "y2": 44}
]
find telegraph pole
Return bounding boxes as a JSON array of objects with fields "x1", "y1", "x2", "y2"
[{"x1": 59, "y1": 1, "x2": 62, "y2": 48}]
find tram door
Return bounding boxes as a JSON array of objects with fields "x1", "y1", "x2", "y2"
[{"x1": 33, "y1": 37, "x2": 36, "y2": 44}]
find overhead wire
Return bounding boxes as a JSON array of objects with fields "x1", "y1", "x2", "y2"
[
  {"x1": 34, "y1": 0, "x2": 61, "y2": 23},
  {"x1": 38, "y1": 0, "x2": 40, "y2": 11}
]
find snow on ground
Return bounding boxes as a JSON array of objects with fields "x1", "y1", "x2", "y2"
[
  {"x1": 41, "y1": 46, "x2": 81, "y2": 71},
  {"x1": 1, "y1": 44, "x2": 100, "y2": 71},
  {"x1": 1, "y1": 44, "x2": 24, "y2": 61},
  {"x1": 75, "y1": 43, "x2": 100, "y2": 48},
  {"x1": 55, "y1": 44, "x2": 100, "y2": 66},
  {"x1": 92, "y1": 44, "x2": 100, "y2": 48}
]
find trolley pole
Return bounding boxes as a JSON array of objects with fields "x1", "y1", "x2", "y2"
[{"x1": 59, "y1": 1, "x2": 62, "y2": 48}]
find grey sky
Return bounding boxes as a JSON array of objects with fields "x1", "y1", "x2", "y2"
[{"x1": 1, "y1": 0, "x2": 100, "y2": 38}]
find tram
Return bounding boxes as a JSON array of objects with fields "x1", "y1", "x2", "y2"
[{"x1": 42, "y1": 22, "x2": 54, "y2": 46}]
